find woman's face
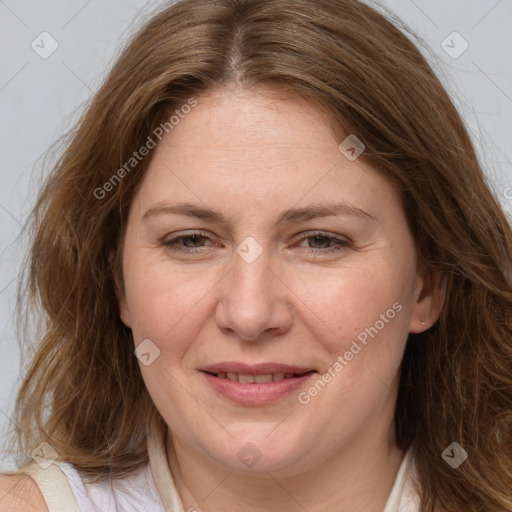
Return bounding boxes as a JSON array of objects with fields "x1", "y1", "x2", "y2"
[{"x1": 118, "y1": 85, "x2": 443, "y2": 476}]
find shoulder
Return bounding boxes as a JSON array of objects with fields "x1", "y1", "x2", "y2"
[{"x1": 0, "y1": 473, "x2": 49, "y2": 512}]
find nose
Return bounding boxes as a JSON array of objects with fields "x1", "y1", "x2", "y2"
[{"x1": 214, "y1": 245, "x2": 293, "y2": 342}]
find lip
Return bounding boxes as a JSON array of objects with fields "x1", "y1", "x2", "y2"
[
  {"x1": 200, "y1": 362, "x2": 314, "y2": 375},
  {"x1": 200, "y1": 362, "x2": 317, "y2": 406}
]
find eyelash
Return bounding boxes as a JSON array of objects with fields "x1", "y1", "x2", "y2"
[{"x1": 162, "y1": 231, "x2": 352, "y2": 257}]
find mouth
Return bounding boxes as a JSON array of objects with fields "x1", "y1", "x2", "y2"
[
  {"x1": 203, "y1": 370, "x2": 314, "y2": 383},
  {"x1": 199, "y1": 363, "x2": 317, "y2": 405}
]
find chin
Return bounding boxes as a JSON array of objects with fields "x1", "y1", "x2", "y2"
[{"x1": 199, "y1": 433, "x2": 310, "y2": 475}]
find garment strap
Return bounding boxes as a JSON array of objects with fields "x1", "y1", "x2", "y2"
[
  {"x1": 19, "y1": 462, "x2": 81, "y2": 512},
  {"x1": 147, "y1": 417, "x2": 185, "y2": 512},
  {"x1": 382, "y1": 448, "x2": 412, "y2": 512}
]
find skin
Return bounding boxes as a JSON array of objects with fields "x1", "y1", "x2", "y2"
[
  {"x1": 117, "y1": 83, "x2": 446, "y2": 512},
  {"x1": 0, "y1": 474, "x2": 48, "y2": 511}
]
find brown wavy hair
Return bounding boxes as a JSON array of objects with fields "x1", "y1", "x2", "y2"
[{"x1": 4, "y1": 0, "x2": 512, "y2": 510}]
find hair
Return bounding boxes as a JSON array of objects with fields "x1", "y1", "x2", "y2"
[{"x1": 4, "y1": 0, "x2": 512, "y2": 510}]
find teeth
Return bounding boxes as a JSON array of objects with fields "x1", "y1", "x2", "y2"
[
  {"x1": 216, "y1": 372, "x2": 300, "y2": 383},
  {"x1": 254, "y1": 374, "x2": 273, "y2": 383}
]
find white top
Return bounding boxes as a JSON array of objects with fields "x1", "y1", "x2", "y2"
[{"x1": 19, "y1": 426, "x2": 421, "y2": 512}]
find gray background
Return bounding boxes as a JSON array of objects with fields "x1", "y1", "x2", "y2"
[{"x1": 0, "y1": 0, "x2": 511, "y2": 471}]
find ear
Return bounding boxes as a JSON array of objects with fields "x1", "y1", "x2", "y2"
[
  {"x1": 409, "y1": 266, "x2": 447, "y2": 333},
  {"x1": 109, "y1": 248, "x2": 132, "y2": 329},
  {"x1": 117, "y1": 289, "x2": 132, "y2": 329}
]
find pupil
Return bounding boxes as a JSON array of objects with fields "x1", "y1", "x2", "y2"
[
  {"x1": 313, "y1": 235, "x2": 328, "y2": 248},
  {"x1": 186, "y1": 235, "x2": 203, "y2": 247}
]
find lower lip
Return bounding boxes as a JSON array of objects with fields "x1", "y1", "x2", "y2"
[{"x1": 202, "y1": 372, "x2": 316, "y2": 406}]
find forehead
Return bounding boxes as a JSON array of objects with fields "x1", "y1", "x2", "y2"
[
  {"x1": 167, "y1": 85, "x2": 339, "y2": 156},
  {"x1": 131, "y1": 85, "x2": 400, "y2": 224}
]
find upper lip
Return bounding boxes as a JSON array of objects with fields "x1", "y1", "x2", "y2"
[{"x1": 200, "y1": 362, "x2": 316, "y2": 375}]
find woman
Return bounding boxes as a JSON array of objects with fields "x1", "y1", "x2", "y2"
[{"x1": 1, "y1": 0, "x2": 511, "y2": 510}]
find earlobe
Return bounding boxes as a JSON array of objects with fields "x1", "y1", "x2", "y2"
[
  {"x1": 109, "y1": 247, "x2": 132, "y2": 328},
  {"x1": 117, "y1": 292, "x2": 132, "y2": 328},
  {"x1": 409, "y1": 269, "x2": 447, "y2": 333},
  {"x1": 114, "y1": 280, "x2": 131, "y2": 328}
]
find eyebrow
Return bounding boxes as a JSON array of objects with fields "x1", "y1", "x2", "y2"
[{"x1": 142, "y1": 201, "x2": 376, "y2": 226}]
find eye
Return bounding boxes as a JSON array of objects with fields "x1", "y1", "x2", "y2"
[
  {"x1": 162, "y1": 230, "x2": 352, "y2": 257},
  {"x1": 163, "y1": 231, "x2": 216, "y2": 253},
  {"x1": 295, "y1": 232, "x2": 352, "y2": 257}
]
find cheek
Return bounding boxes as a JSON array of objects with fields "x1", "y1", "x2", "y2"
[
  {"x1": 294, "y1": 265, "x2": 412, "y2": 415},
  {"x1": 123, "y1": 254, "x2": 218, "y2": 349},
  {"x1": 293, "y1": 262, "x2": 411, "y2": 344}
]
